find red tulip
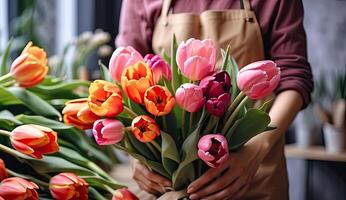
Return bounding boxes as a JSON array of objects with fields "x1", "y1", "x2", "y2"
[
  {"x1": 237, "y1": 60, "x2": 280, "y2": 100},
  {"x1": 93, "y1": 119, "x2": 125, "y2": 145},
  {"x1": 144, "y1": 54, "x2": 172, "y2": 83},
  {"x1": 10, "y1": 125, "x2": 59, "y2": 159},
  {"x1": 0, "y1": 177, "x2": 39, "y2": 200},
  {"x1": 199, "y1": 71, "x2": 231, "y2": 99},
  {"x1": 131, "y1": 115, "x2": 160, "y2": 143},
  {"x1": 198, "y1": 134, "x2": 229, "y2": 168},
  {"x1": 205, "y1": 93, "x2": 231, "y2": 117},
  {"x1": 49, "y1": 172, "x2": 89, "y2": 200},
  {"x1": 0, "y1": 159, "x2": 7, "y2": 182},
  {"x1": 112, "y1": 188, "x2": 139, "y2": 200}
]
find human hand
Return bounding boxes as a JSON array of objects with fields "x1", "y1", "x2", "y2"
[
  {"x1": 187, "y1": 144, "x2": 264, "y2": 200},
  {"x1": 132, "y1": 159, "x2": 172, "y2": 195}
]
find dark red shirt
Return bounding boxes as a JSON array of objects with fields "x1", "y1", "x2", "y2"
[{"x1": 116, "y1": 0, "x2": 313, "y2": 109}]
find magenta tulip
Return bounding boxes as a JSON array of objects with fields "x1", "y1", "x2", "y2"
[
  {"x1": 205, "y1": 93, "x2": 231, "y2": 117},
  {"x1": 144, "y1": 54, "x2": 172, "y2": 83},
  {"x1": 93, "y1": 119, "x2": 124, "y2": 145},
  {"x1": 237, "y1": 60, "x2": 280, "y2": 100},
  {"x1": 199, "y1": 71, "x2": 231, "y2": 99},
  {"x1": 109, "y1": 46, "x2": 144, "y2": 82},
  {"x1": 198, "y1": 134, "x2": 229, "y2": 168},
  {"x1": 176, "y1": 38, "x2": 216, "y2": 80},
  {"x1": 175, "y1": 83, "x2": 205, "y2": 112}
]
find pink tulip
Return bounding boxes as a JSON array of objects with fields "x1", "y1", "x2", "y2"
[
  {"x1": 176, "y1": 38, "x2": 216, "y2": 80},
  {"x1": 109, "y1": 46, "x2": 144, "y2": 82},
  {"x1": 175, "y1": 83, "x2": 205, "y2": 112},
  {"x1": 144, "y1": 54, "x2": 172, "y2": 83},
  {"x1": 198, "y1": 134, "x2": 229, "y2": 168},
  {"x1": 199, "y1": 71, "x2": 231, "y2": 99},
  {"x1": 205, "y1": 93, "x2": 231, "y2": 117},
  {"x1": 93, "y1": 119, "x2": 124, "y2": 145},
  {"x1": 237, "y1": 60, "x2": 280, "y2": 100}
]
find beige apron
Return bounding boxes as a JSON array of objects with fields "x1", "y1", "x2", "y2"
[{"x1": 152, "y1": 0, "x2": 289, "y2": 199}]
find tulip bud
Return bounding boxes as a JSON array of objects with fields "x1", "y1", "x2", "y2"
[
  {"x1": 121, "y1": 62, "x2": 154, "y2": 104},
  {"x1": 62, "y1": 98, "x2": 100, "y2": 130},
  {"x1": 175, "y1": 83, "x2": 205, "y2": 112},
  {"x1": 205, "y1": 93, "x2": 231, "y2": 117},
  {"x1": 198, "y1": 134, "x2": 229, "y2": 168},
  {"x1": 112, "y1": 188, "x2": 139, "y2": 200},
  {"x1": 176, "y1": 38, "x2": 216, "y2": 80},
  {"x1": 144, "y1": 85, "x2": 175, "y2": 116},
  {"x1": 10, "y1": 41, "x2": 48, "y2": 88},
  {"x1": 131, "y1": 115, "x2": 160, "y2": 143},
  {"x1": 237, "y1": 60, "x2": 280, "y2": 100},
  {"x1": 144, "y1": 54, "x2": 172, "y2": 83},
  {"x1": 109, "y1": 46, "x2": 144, "y2": 83},
  {"x1": 88, "y1": 80, "x2": 124, "y2": 117},
  {"x1": 199, "y1": 71, "x2": 231, "y2": 99},
  {"x1": 10, "y1": 125, "x2": 59, "y2": 159},
  {"x1": 0, "y1": 159, "x2": 7, "y2": 182},
  {"x1": 0, "y1": 177, "x2": 39, "y2": 199},
  {"x1": 50, "y1": 172, "x2": 89, "y2": 200},
  {"x1": 93, "y1": 119, "x2": 125, "y2": 145}
]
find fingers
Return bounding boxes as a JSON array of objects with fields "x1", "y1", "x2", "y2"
[
  {"x1": 187, "y1": 163, "x2": 229, "y2": 194},
  {"x1": 231, "y1": 183, "x2": 250, "y2": 200},
  {"x1": 136, "y1": 179, "x2": 162, "y2": 195},
  {"x1": 188, "y1": 168, "x2": 239, "y2": 200},
  {"x1": 134, "y1": 161, "x2": 171, "y2": 186}
]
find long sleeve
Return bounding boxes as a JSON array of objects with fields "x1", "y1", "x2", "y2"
[{"x1": 267, "y1": 0, "x2": 313, "y2": 109}]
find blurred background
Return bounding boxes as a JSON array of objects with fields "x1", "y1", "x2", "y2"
[{"x1": 0, "y1": 0, "x2": 345, "y2": 199}]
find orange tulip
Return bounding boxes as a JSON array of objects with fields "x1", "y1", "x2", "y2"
[
  {"x1": 0, "y1": 177, "x2": 39, "y2": 200},
  {"x1": 88, "y1": 80, "x2": 124, "y2": 117},
  {"x1": 131, "y1": 115, "x2": 160, "y2": 143},
  {"x1": 49, "y1": 172, "x2": 89, "y2": 200},
  {"x1": 121, "y1": 61, "x2": 154, "y2": 104},
  {"x1": 144, "y1": 85, "x2": 175, "y2": 116},
  {"x1": 112, "y1": 188, "x2": 139, "y2": 200},
  {"x1": 10, "y1": 124, "x2": 59, "y2": 159},
  {"x1": 0, "y1": 159, "x2": 7, "y2": 182},
  {"x1": 10, "y1": 41, "x2": 48, "y2": 88},
  {"x1": 62, "y1": 98, "x2": 100, "y2": 130}
]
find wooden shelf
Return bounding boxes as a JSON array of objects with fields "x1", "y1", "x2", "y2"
[{"x1": 285, "y1": 144, "x2": 346, "y2": 162}]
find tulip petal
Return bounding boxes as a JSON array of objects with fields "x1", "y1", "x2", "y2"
[{"x1": 183, "y1": 56, "x2": 210, "y2": 80}]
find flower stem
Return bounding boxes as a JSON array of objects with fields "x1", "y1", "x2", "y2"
[
  {"x1": 0, "y1": 73, "x2": 13, "y2": 84},
  {"x1": 89, "y1": 187, "x2": 108, "y2": 200},
  {"x1": 222, "y1": 96, "x2": 249, "y2": 136},
  {"x1": 224, "y1": 92, "x2": 246, "y2": 119},
  {"x1": 181, "y1": 110, "x2": 186, "y2": 140},
  {"x1": 87, "y1": 162, "x2": 119, "y2": 183},
  {"x1": 1, "y1": 80, "x2": 16, "y2": 87},
  {"x1": 123, "y1": 106, "x2": 138, "y2": 119},
  {"x1": 162, "y1": 116, "x2": 168, "y2": 132},
  {"x1": 6, "y1": 169, "x2": 49, "y2": 187},
  {"x1": 189, "y1": 112, "x2": 194, "y2": 131},
  {"x1": 0, "y1": 130, "x2": 10, "y2": 137},
  {"x1": 146, "y1": 142, "x2": 161, "y2": 161}
]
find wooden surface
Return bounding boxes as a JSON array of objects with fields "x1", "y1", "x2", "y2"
[{"x1": 285, "y1": 144, "x2": 346, "y2": 162}]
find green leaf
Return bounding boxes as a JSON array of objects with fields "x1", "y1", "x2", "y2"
[
  {"x1": 230, "y1": 58, "x2": 240, "y2": 99},
  {"x1": 16, "y1": 114, "x2": 72, "y2": 129},
  {"x1": 171, "y1": 34, "x2": 180, "y2": 93},
  {"x1": 99, "y1": 60, "x2": 114, "y2": 83},
  {"x1": 162, "y1": 51, "x2": 171, "y2": 64},
  {"x1": 0, "y1": 86, "x2": 22, "y2": 105},
  {"x1": 228, "y1": 109, "x2": 271, "y2": 150},
  {"x1": 81, "y1": 176, "x2": 123, "y2": 190},
  {"x1": 172, "y1": 126, "x2": 200, "y2": 190},
  {"x1": 161, "y1": 131, "x2": 180, "y2": 175},
  {"x1": 259, "y1": 98, "x2": 274, "y2": 112},
  {"x1": 0, "y1": 110, "x2": 22, "y2": 130},
  {"x1": 0, "y1": 39, "x2": 13, "y2": 75},
  {"x1": 6, "y1": 86, "x2": 62, "y2": 120}
]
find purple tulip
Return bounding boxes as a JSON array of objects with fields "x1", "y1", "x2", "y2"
[
  {"x1": 205, "y1": 93, "x2": 231, "y2": 117},
  {"x1": 144, "y1": 54, "x2": 172, "y2": 83},
  {"x1": 198, "y1": 134, "x2": 229, "y2": 168},
  {"x1": 175, "y1": 83, "x2": 206, "y2": 112},
  {"x1": 199, "y1": 71, "x2": 231, "y2": 99},
  {"x1": 93, "y1": 119, "x2": 124, "y2": 145}
]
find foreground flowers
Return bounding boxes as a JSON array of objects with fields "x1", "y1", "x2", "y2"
[
  {"x1": 144, "y1": 54, "x2": 172, "y2": 83},
  {"x1": 112, "y1": 188, "x2": 139, "y2": 200},
  {"x1": 10, "y1": 125, "x2": 59, "y2": 159},
  {"x1": 176, "y1": 38, "x2": 216, "y2": 80},
  {"x1": 93, "y1": 119, "x2": 125, "y2": 145},
  {"x1": 62, "y1": 98, "x2": 100, "y2": 130},
  {"x1": 131, "y1": 115, "x2": 160, "y2": 143},
  {"x1": 144, "y1": 85, "x2": 175, "y2": 116},
  {"x1": 197, "y1": 134, "x2": 229, "y2": 168},
  {"x1": 0, "y1": 177, "x2": 39, "y2": 200},
  {"x1": 0, "y1": 159, "x2": 7, "y2": 182},
  {"x1": 175, "y1": 83, "x2": 205, "y2": 112},
  {"x1": 88, "y1": 80, "x2": 124, "y2": 117},
  {"x1": 49, "y1": 172, "x2": 89, "y2": 200},
  {"x1": 10, "y1": 41, "x2": 48, "y2": 88},
  {"x1": 237, "y1": 60, "x2": 280, "y2": 100}
]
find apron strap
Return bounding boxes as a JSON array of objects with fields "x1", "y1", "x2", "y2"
[
  {"x1": 161, "y1": 0, "x2": 174, "y2": 26},
  {"x1": 240, "y1": 0, "x2": 252, "y2": 11}
]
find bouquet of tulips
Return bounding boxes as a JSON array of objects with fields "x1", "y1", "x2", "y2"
[{"x1": 83, "y1": 36, "x2": 280, "y2": 199}]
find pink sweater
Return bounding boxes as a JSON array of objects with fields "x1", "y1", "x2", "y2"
[{"x1": 116, "y1": 0, "x2": 313, "y2": 109}]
